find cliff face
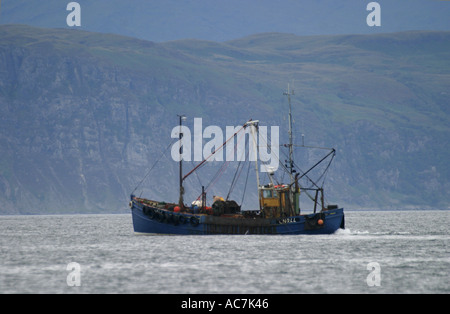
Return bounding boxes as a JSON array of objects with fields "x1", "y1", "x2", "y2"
[{"x1": 0, "y1": 25, "x2": 449, "y2": 213}]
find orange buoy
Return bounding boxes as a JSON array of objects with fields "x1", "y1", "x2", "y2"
[
  {"x1": 174, "y1": 206, "x2": 181, "y2": 213},
  {"x1": 317, "y1": 219, "x2": 324, "y2": 226}
]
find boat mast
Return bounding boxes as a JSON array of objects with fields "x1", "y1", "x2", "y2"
[
  {"x1": 283, "y1": 84, "x2": 295, "y2": 185},
  {"x1": 245, "y1": 120, "x2": 261, "y2": 208},
  {"x1": 178, "y1": 114, "x2": 186, "y2": 207}
]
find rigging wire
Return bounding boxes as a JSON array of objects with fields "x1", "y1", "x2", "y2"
[
  {"x1": 240, "y1": 160, "x2": 252, "y2": 207},
  {"x1": 316, "y1": 152, "x2": 335, "y2": 188},
  {"x1": 193, "y1": 123, "x2": 249, "y2": 202},
  {"x1": 131, "y1": 138, "x2": 177, "y2": 195},
  {"x1": 276, "y1": 142, "x2": 334, "y2": 203},
  {"x1": 190, "y1": 160, "x2": 204, "y2": 188},
  {"x1": 226, "y1": 145, "x2": 250, "y2": 201},
  {"x1": 256, "y1": 127, "x2": 285, "y2": 185},
  {"x1": 182, "y1": 120, "x2": 250, "y2": 181}
]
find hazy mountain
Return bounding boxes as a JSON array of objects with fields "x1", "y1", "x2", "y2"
[
  {"x1": 1, "y1": 0, "x2": 450, "y2": 42},
  {"x1": 0, "y1": 24, "x2": 449, "y2": 213}
]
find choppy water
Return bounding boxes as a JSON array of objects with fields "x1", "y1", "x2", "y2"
[{"x1": 0, "y1": 210, "x2": 448, "y2": 294}]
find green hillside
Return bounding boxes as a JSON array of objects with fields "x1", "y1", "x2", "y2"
[{"x1": 0, "y1": 25, "x2": 449, "y2": 213}]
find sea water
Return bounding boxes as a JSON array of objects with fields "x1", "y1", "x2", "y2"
[{"x1": 0, "y1": 210, "x2": 448, "y2": 294}]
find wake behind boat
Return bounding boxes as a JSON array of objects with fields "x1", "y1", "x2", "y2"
[{"x1": 129, "y1": 86, "x2": 345, "y2": 235}]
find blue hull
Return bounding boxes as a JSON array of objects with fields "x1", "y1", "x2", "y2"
[{"x1": 130, "y1": 199, "x2": 345, "y2": 235}]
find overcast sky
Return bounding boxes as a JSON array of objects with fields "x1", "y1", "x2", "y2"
[{"x1": 1, "y1": 0, "x2": 450, "y2": 41}]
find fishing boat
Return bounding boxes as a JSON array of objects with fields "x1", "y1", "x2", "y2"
[{"x1": 129, "y1": 87, "x2": 345, "y2": 235}]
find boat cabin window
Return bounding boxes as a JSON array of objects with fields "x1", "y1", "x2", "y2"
[{"x1": 262, "y1": 189, "x2": 278, "y2": 198}]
